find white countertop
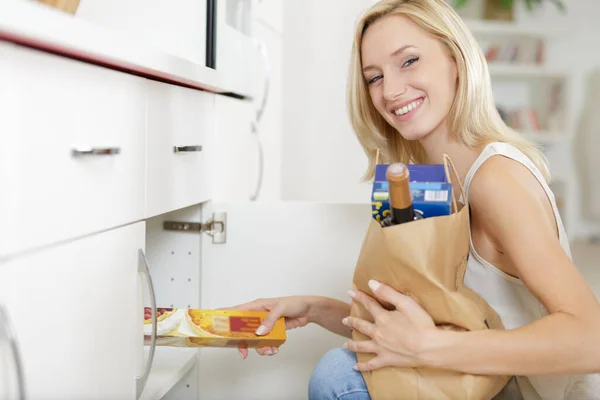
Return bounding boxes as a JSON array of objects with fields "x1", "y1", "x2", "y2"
[
  {"x1": 0, "y1": 0, "x2": 227, "y2": 94},
  {"x1": 140, "y1": 347, "x2": 198, "y2": 400}
]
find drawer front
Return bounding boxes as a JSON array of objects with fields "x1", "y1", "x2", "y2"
[
  {"x1": 0, "y1": 222, "x2": 145, "y2": 400},
  {"x1": 146, "y1": 81, "x2": 213, "y2": 218},
  {"x1": 0, "y1": 45, "x2": 146, "y2": 257}
]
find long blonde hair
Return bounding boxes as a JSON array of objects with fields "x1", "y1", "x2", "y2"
[{"x1": 347, "y1": 0, "x2": 551, "y2": 183}]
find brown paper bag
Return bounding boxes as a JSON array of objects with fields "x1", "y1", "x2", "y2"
[{"x1": 350, "y1": 155, "x2": 511, "y2": 400}]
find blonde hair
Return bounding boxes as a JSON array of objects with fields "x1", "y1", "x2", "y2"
[{"x1": 347, "y1": 0, "x2": 551, "y2": 183}]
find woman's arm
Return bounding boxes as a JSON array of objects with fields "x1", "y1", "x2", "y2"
[
  {"x1": 422, "y1": 156, "x2": 600, "y2": 376},
  {"x1": 309, "y1": 296, "x2": 353, "y2": 338}
]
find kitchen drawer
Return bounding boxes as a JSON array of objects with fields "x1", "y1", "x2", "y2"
[
  {"x1": 146, "y1": 81, "x2": 213, "y2": 218},
  {"x1": 0, "y1": 44, "x2": 146, "y2": 257},
  {"x1": 0, "y1": 222, "x2": 146, "y2": 400}
]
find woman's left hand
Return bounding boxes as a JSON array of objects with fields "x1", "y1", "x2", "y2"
[{"x1": 342, "y1": 280, "x2": 439, "y2": 372}]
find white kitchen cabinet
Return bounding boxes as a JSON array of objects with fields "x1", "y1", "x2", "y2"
[
  {"x1": 0, "y1": 1, "x2": 359, "y2": 397},
  {"x1": 210, "y1": 95, "x2": 257, "y2": 202},
  {"x1": 216, "y1": 0, "x2": 258, "y2": 98},
  {"x1": 76, "y1": 0, "x2": 208, "y2": 66},
  {"x1": 0, "y1": 42, "x2": 147, "y2": 258},
  {"x1": 250, "y1": 18, "x2": 283, "y2": 201},
  {"x1": 146, "y1": 81, "x2": 214, "y2": 218},
  {"x1": 0, "y1": 222, "x2": 146, "y2": 400}
]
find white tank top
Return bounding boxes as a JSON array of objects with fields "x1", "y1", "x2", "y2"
[{"x1": 461, "y1": 142, "x2": 600, "y2": 400}]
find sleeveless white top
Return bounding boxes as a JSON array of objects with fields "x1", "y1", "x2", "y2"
[{"x1": 461, "y1": 142, "x2": 600, "y2": 400}]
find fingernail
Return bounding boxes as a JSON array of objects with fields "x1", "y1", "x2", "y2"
[
  {"x1": 348, "y1": 290, "x2": 356, "y2": 298},
  {"x1": 240, "y1": 352, "x2": 245, "y2": 359},
  {"x1": 353, "y1": 365, "x2": 359, "y2": 370},
  {"x1": 343, "y1": 342, "x2": 348, "y2": 348},
  {"x1": 342, "y1": 317, "x2": 348, "y2": 325},
  {"x1": 264, "y1": 349, "x2": 273, "y2": 355},
  {"x1": 255, "y1": 325, "x2": 267, "y2": 335},
  {"x1": 368, "y1": 280, "x2": 381, "y2": 291},
  {"x1": 273, "y1": 348, "x2": 278, "y2": 354}
]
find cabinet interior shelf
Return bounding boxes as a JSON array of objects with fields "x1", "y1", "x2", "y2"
[{"x1": 140, "y1": 348, "x2": 198, "y2": 400}]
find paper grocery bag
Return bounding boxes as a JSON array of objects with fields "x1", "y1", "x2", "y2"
[{"x1": 350, "y1": 155, "x2": 511, "y2": 400}]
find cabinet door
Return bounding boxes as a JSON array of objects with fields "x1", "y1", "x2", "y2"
[
  {"x1": 0, "y1": 222, "x2": 146, "y2": 400},
  {"x1": 215, "y1": 0, "x2": 257, "y2": 97},
  {"x1": 77, "y1": 0, "x2": 208, "y2": 65},
  {"x1": 210, "y1": 96, "x2": 256, "y2": 202},
  {"x1": 251, "y1": 19, "x2": 282, "y2": 201},
  {"x1": 198, "y1": 202, "x2": 372, "y2": 399}
]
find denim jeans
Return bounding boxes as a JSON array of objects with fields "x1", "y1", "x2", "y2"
[{"x1": 308, "y1": 348, "x2": 371, "y2": 400}]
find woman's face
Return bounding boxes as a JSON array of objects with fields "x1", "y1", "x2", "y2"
[{"x1": 361, "y1": 14, "x2": 458, "y2": 142}]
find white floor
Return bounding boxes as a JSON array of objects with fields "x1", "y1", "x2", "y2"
[{"x1": 571, "y1": 240, "x2": 600, "y2": 299}]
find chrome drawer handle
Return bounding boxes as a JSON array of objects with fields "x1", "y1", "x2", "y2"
[
  {"x1": 71, "y1": 146, "x2": 121, "y2": 156},
  {"x1": 255, "y1": 39, "x2": 270, "y2": 124},
  {"x1": 173, "y1": 145, "x2": 203, "y2": 153},
  {"x1": 249, "y1": 121, "x2": 264, "y2": 201},
  {"x1": 136, "y1": 249, "x2": 157, "y2": 400}
]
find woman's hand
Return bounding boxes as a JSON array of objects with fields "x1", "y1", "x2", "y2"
[
  {"x1": 342, "y1": 280, "x2": 439, "y2": 372},
  {"x1": 227, "y1": 296, "x2": 314, "y2": 359}
]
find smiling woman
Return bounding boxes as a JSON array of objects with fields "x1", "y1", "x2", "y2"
[
  {"x1": 358, "y1": 18, "x2": 457, "y2": 142},
  {"x1": 228, "y1": 1, "x2": 600, "y2": 399}
]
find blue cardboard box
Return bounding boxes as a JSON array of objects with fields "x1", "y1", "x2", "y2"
[{"x1": 371, "y1": 164, "x2": 453, "y2": 224}]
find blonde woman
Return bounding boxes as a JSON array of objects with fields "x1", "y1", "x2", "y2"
[{"x1": 231, "y1": 0, "x2": 600, "y2": 398}]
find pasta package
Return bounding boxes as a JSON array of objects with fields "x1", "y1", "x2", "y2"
[{"x1": 143, "y1": 308, "x2": 286, "y2": 348}]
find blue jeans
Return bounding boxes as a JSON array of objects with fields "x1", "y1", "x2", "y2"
[{"x1": 308, "y1": 348, "x2": 371, "y2": 400}]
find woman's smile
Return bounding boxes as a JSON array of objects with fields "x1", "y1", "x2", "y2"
[{"x1": 390, "y1": 96, "x2": 425, "y2": 122}]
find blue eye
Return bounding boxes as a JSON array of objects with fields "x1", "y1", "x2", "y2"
[
  {"x1": 367, "y1": 75, "x2": 382, "y2": 85},
  {"x1": 403, "y1": 57, "x2": 419, "y2": 67}
]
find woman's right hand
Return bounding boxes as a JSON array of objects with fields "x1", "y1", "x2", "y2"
[{"x1": 226, "y1": 296, "x2": 315, "y2": 359}]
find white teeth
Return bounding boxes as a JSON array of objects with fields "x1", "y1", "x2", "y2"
[{"x1": 394, "y1": 99, "x2": 423, "y2": 116}]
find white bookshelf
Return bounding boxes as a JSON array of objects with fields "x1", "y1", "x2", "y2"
[
  {"x1": 488, "y1": 63, "x2": 566, "y2": 78},
  {"x1": 463, "y1": 18, "x2": 566, "y2": 37},
  {"x1": 466, "y1": 17, "x2": 577, "y2": 238}
]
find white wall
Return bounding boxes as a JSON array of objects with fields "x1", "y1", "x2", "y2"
[{"x1": 281, "y1": 0, "x2": 374, "y2": 203}]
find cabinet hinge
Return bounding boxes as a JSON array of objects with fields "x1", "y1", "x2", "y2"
[{"x1": 163, "y1": 212, "x2": 227, "y2": 244}]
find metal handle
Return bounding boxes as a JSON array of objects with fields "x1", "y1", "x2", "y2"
[
  {"x1": 249, "y1": 121, "x2": 264, "y2": 201},
  {"x1": 173, "y1": 145, "x2": 203, "y2": 153},
  {"x1": 0, "y1": 305, "x2": 26, "y2": 400},
  {"x1": 255, "y1": 40, "x2": 270, "y2": 123},
  {"x1": 71, "y1": 146, "x2": 121, "y2": 156},
  {"x1": 136, "y1": 249, "x2": 157, "y2": 400}
]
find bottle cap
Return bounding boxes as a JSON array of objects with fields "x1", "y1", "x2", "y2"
[{"x1": 386, "y1": 163, "x2": 412, "y2": 209}]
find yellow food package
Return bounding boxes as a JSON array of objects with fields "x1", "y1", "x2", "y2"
[{"x1": 143, "y1": 307, "x2": 286, "y2": 348}]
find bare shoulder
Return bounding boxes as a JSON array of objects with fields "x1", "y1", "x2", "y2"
[
  {"x1": 468, "y1": 154, "x2": 546, "y2": 206},
  {"x1": 466, "y1": 154, "x2": 599, "y2": 322},
  {"x1": 467, "y1": 154, "x2": 557, "y2": 250}
]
